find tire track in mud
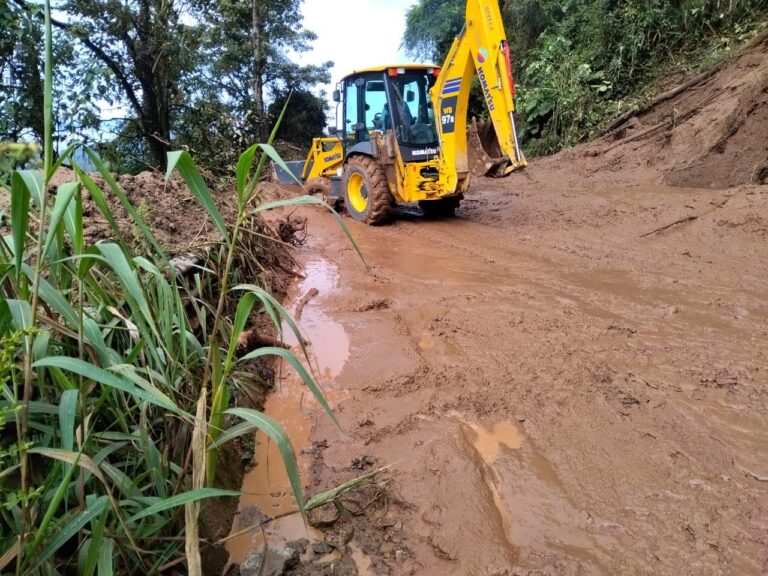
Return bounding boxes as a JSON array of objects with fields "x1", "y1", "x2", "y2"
[{"x1": 287, "y1": 192, "x2": 768, "y2": 576}]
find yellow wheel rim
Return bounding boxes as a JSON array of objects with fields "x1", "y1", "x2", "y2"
[{"x1": 347, "y1": 172, "x2": 368, "y2": 213}]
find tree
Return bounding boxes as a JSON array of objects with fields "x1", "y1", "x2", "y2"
[
  {"x1": 268, "y1": 89, "x2": 327, "y2": 148},
  {"x1": 0, "y1": 1, "x2": 44, "y2": 143},
  {"x1": 203, "y1": 0, "x2": 332, "y2": 141},
  {"x1": 10, "y1": 0, "x2": 199, "y2": 168},
  {"x1": 402, "y1": 0, "x2": 463, "y2": 62}
]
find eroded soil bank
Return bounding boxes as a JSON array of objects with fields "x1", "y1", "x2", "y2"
[{"x1": 231, "y1": 33, "x2": 768, "y2": 576}]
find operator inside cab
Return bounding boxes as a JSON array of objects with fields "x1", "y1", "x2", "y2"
[{"x1": 342, "y1": 67, "x2": 439, "y2": 160}]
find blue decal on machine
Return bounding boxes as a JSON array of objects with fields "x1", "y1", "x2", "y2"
[{"x1": 442, "y1": 78, "x2": 462, "y2": 96}]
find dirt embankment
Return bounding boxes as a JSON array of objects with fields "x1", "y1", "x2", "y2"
[{"x1": 246, "y1": 30, "x2": 768, "y2": 576}]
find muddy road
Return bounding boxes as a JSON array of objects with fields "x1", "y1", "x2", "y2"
[
  {"x1": 279, "y1": 167, "x2": 767, "y2": 575},
  {"x1": 230, "y1": 35, "x2": 768, "y2": 576}
]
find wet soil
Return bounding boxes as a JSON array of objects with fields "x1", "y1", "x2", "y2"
[{"x1": 239, "y1": 35, "x2": 768, "y2": 576}]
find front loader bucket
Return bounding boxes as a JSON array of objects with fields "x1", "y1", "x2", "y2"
[{"x1": 273, "y1": 160, "x2": 305, "y2": 185}]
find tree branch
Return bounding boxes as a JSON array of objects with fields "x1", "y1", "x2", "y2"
[{"x1": 10, "y1": 0, "x2": 145, "y2": 132}]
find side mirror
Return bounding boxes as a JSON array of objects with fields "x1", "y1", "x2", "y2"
[
  {"x1": 333, "y1": 90, "x2": 341, "y2": 103},
  {"x1": 327, "y1": 126, "x2": 338, "y2": 136},
  {"x1": 406, "y1": 90, "x2": 415, "y2": 103}
]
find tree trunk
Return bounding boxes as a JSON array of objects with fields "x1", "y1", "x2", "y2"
[
  {"x1": 134, "y1": 0, "x2": 171, "y2": 169},
  {"x1": 252, "y1": 0, "x2": 265, "y2": 139}
]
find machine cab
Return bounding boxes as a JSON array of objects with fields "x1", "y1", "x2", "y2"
[{"x1": 338, "y1": 65, "x2": 441, "y2": 163}]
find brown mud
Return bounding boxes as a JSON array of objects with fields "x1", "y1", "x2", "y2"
[{"x1": 235, "y1": 33, "x2": 768, "y2": 576}]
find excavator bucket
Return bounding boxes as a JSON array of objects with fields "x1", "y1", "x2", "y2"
[
  {"x1": 468, "y1": 119, "x2": 512, "y2": 178},
  {"x1": 273, "y1": 160, "x2": 305, "y2": 185}
]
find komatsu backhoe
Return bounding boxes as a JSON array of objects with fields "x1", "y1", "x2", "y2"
[{"x1": 277, "y1": 0, "x2": 526, "y2": 224}]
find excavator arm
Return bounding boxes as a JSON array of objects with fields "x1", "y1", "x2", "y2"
[{"x1": 431, "y1": 0, "x2": 527, "y2": 191}]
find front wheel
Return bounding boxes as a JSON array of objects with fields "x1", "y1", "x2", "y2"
[{"x1": 343, "y1": 156, "x2": 393, "y2": 225}]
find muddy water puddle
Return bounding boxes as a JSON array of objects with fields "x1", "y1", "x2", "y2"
[
  {"x1": 449, "y1": 412, "x2": 615, "y2": 572},
  {"x1": 226, "y1": 258, "x2": 351, "y2": 567}
]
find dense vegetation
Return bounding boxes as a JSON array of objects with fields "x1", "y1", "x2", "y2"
[
  {"x1": 0, "y1": 3, "x2": 351, "y2": 574},
  {"x1": 0, "y1": 0, "x2": 331, "y2": 172},
  {"x1": 404, "y1": 0, "x2": 768, "y2": 155}
]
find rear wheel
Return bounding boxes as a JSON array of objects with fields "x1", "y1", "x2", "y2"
[
  {"x1": 343, "y1": 156, "x2": 393, "y2": 225},
  {"x1": 419, "y1": 196, "x2": 461, "y2": 218}
]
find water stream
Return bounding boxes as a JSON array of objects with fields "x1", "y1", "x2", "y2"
[{"x1": 225, "y1": 258, "x2": 353, "y2": 567}]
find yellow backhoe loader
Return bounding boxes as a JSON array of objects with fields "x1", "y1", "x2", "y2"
[{"x1": 276, "y1": 0, "x2": 526, "y2": 224}]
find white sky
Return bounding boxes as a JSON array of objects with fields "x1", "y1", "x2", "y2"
[{"x1": 299, "y1": 0, "x2": 428, "y2": 122}]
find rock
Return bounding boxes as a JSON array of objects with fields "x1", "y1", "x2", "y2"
[
  {"x1": 395, "y1": 550, "x2": 406, "y2": 564},
  {"x1": 325, "y1": 523, "x2": 355, "y2": 548},
  {"x1": 286, "y1": 538, "x2": 310, "y2": 556},
  {"x1": 239, "y1": 552, "x2": 263, "y2": 576},
  {"x1": 241, "y1": 546, "x2": 299, "y2": 576},
  {"x1": 309, "y1": 503, "x2": 340, "y2": 527},
  {"x1": 311, "y1": 541, "x2": 335, "y2": 557},
  {"x1": 351, "y1": 455, "x2": 375, "y2": 470},
  {"x1": 664, "y1": 305, "x2": 680, "y2": 317}
]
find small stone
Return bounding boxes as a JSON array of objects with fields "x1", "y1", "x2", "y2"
[
  {"x1": 395, "y1": 549, "x2": 406, "y2": 564},
  {"x1": 325, "y1": 523, "x2": 355, "y2": 548},
  {"x1": 309, "y1": 503, "x2": 339, "y2": 527},
  {"x1": 239, "y1": 552, "x2": 263, "y2": 576},
  {"x1": 311, "y1": 541, "x2": 335, "y2": 557},
  {"x1": 286, "y1": 538, "x2": 310, "y2": 556},
  {"x1": 664, "y1": 305, "x2": 680, "y2": 317},
  {"x1": 262, "y1": 546, "x2": 299, "y2": 576}
]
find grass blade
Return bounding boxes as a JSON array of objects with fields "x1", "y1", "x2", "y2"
[
  {"x1": 10, "y1": 171, "x2": 31, "y2": 277},
  {"x1": 238, "y1": 347, "x2": 340, "y2": 429},
  {"x1": 43, "y1": 182, "x2": 78, "y2": 259},
  {"x1": 35, "y1": 497, "x2": 109, "y2": 567},
  {"x1": 166, "y1": 151, "x2": 229, "y2": 242},
  {"x1": 254, "y1": 195, "x2": 366, "y2": 266},
  {"x1": 128, "y1": 488, "x2": 240, "y2": 523},
  {"x1": 58, "y1": 390, "x2": 78, "y2": 451},
  {"x1": 33, "y1": 357, "x2": 181, "y2": 413},
  {"x1": 225, "y1": 407, "x2": 307, "y2": 518},
  {"x1": 98, "y1": 538, "x2": 114, "y2": 576},
  {"x1": 82, "y1": 147, "x2": 166, "y2": 259}
]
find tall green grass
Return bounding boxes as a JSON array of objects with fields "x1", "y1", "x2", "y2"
[{"x1": 1, "y1": 1, "x2": 351, "y2": 573}]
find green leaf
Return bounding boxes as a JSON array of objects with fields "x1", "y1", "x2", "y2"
[
  {"x1": 16, "y1": 169, "x2": 44, "y2": 209},
  {"x1": 76, "y1": 168, "x2": 123, "y2": 244},
  {"x1": 82, "y1": 146, "x2": 166, "y2": 259},
  {"x1": 166, "y1": 150, "x2": 229, "y2": 241},
  {"x1": 43, "y1": 182, "x2": 78, "y2": 258},
  {"x1": 59, "y1": 390, "x2": 78, "y2": 451},
  {"x1": 6, "y1": 299, "x2": 32, "y2": 331},
  {"x1": 23, "y1": 263, "x2": 78, "y2": 327},
  {"x1": 236, "y1": 144, "x2": 259, "y2": 204},
  {"x1": 98, "y1": 538, "x2": 114, "y2": 576},
  {"x1": 33, "y1": 357, "x2": 181, "y2": 413},
  {"x1": 127, "y1": 488, "x2": 240, "y2": 523},
  {"x1": 207, "y1": 420, "x2": 258, "y2": 450},
  {"x1": 97, "y1": 243, "x2": 158, "y2": 340},
  {"x1": 10, "y1": 171, "x2": 31, "y2": 276},
  {"x1": 35, "y1": 497, "x2": 109, "y2": 567},
  {"x1": 238, "y1": 347, "x2": 340, "y2": 429},
  {"x1": 258, "y1": 143, "x2": 303, "y2": 186},
  {"x1": 226, "y1": 407, "x2": 307, "y2": 517},
  {"x1": 225, "y1": 292, "x2": 257, "y2": 373}
]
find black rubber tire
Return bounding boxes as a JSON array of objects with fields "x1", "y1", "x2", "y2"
[
  {"x1": 419, "y1": 196, "x2": 461, "y2": 218},
  {"x1": 342, "y1": 156, "x2": 393, "y2": 225}
]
